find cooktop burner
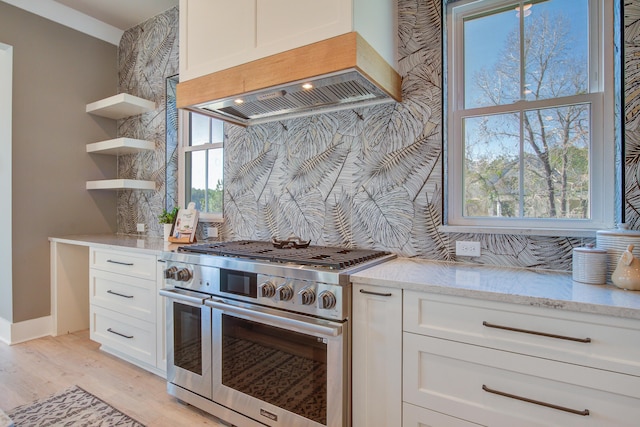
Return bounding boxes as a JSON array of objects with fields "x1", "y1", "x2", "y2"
[{"x1": 178, "y1": 240, "x2": 392, "y2": 270}]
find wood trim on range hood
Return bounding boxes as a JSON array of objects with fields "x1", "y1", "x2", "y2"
[{"x1": 176, "y1": 32, "x2": 402, "y2": 127}]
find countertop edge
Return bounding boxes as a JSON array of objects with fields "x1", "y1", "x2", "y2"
[
  {"x1": 351, "y1": 258, "x2": 640, "y2": 321},
  {"x1": 49, "y1": 234, "x2": 181, "y2": 256}
]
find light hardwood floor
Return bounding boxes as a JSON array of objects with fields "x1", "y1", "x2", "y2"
[{"x1": 0, "y1": 330, "x2": 229, "y2": 426}]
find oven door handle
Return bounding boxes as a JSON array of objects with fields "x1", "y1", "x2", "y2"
[
  {"x1": 159, "y1": 288, "x2": 207, "y2": 305},
  {"x1": 206, "y1": 299, "x2": 343, "y2": 337}
]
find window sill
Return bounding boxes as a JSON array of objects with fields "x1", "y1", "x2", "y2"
[
  {"x1": 198, "y1": 215, "x2": 224, "y2": 224},
  {"x1": 439, "y1": 225, "x2": 597, "y2": 238}
]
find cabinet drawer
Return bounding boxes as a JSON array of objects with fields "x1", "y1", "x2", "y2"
[
  {"x1": 403, "y1": 333, "x2": 640, "y2": 427},
  {"x1": 90, "y1": 269, "x2": 155, "y2": 322},
  {"x1": 90, "y1": 248, "x2": 157, "y2": 280},
  {"x1": 404, "y1": 291, "x2": 640, "y2": 376},
  {"x1": 90, "y1": 305, "x2": 155, "y2": 366},
  {"x1": 403, "y1": 402, "x2": 484, "y2": 427}
]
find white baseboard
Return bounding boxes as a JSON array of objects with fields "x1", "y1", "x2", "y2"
[
  {"x1": 0, "y1": 315, "x2": 52, "y2": 345},
  {"x1": 0, "y1": 317, "x2": 10, "y2": 345}
]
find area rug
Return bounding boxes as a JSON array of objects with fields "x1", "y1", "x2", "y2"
[{"x1": 6, "y1": 386, "x2": 145, "y2": 427}]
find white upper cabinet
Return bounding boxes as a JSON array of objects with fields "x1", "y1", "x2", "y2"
[{"x1": 179, "y1": 0, "x2": 397, "y2": 81}]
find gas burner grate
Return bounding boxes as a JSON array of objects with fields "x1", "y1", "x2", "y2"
[{"x1": 178, "y1": 240, "x2": 392, "y2": 270}]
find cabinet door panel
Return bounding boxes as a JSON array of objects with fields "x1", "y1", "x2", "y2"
[
  {"x1": 352, "y1": 284, "x2": 402, "y2": 427},
  {"x1": 90, "y1": 305, "x2": 155, "y2": 366},
  {"x1": 256, "y1": 0, "x2": 351, "y2": 50},
  {"x1": 403, "y1": 333, "x2": 640, "y2": 427},
  {"x1": 404, "y1": 291, "x2": 640, "y2": 376},
  {"x1": 180, "y1": 0, "x2": 257, "y2": 80},
  {"x1": 90, "y1": 269, "x2": 155, "y2": 322},
  {"x1": 90, "y1": 248, "x2": 157, "y2": 280},
  {"x1": 403, "y1": 402, "x2": 484, "y2": 427}
]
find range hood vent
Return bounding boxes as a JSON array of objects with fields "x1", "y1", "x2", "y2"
[{"x1": 177, "y1": 32, "x2": 402, "y2": 127}]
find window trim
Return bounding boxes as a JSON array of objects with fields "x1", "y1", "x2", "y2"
[
  {"x1": 443, "y1": 0, "x2": 615, "y2": 235},
  {"x1": 178, "y1": 109, "x2": 224, "y2": 223}
]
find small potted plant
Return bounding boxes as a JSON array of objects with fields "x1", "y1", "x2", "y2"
[{"x1": 158, "y1": 206, "x2": 180, "y2": 241}]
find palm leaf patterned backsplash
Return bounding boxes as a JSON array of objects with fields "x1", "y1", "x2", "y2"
[{"x1": 115, "y1": 1, "x2": 635, "y2": 272}]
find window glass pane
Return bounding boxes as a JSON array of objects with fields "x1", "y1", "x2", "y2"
[
  {"x1": 186, "y1": 148, "x2": 223, "y2": 215},
  {"x1": 523, "y1": 0, "x2": 590, "y2": 101},
  {"x1": 207, "y1": 148, "x2": 224, "y2": 214},
  {"x1": 191, "y1": 113, "x2": 211, "y2": 146},
  {"x1": 464, "y1": 7, "x2": 518, "y2": 108},
  {"x1": 463, "y1": 114, "x2": 520, "y2": 218},
  {"x1": 191, "y1": 113, "x2": 224, "y2": 146},
  {"x1": 210, "y1": 119, "x2": 224, "y2": 143},
  {"x1": 464, "y1": 0, "x2": 590, "y2": 109},
  {"x1": 523, "y1": 104, "x2": 590, "y2": 219}
]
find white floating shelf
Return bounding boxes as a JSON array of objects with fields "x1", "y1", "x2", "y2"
[
  {"x1": 86, "y1": 94, "x2": 156, "y2": 119},
  {"x1": 86, "y1": 138, "x2": 155, "y2": 155},
  {"x1": 86, "y1": 179, "x2": 156, "y2": 190}
]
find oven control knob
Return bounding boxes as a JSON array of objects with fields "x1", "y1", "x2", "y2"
[
  {"x1": 164, "y1": 266, "x2": 178, "y2": 279},
  {"x1": 318, "y1": 291, "x2": 337, "y2": 310},
  {"x1": 259, "y1": 281, "x2": 277, "y2": 298},
  {"x1": 298, "y1": 288, "x2": 316, "y2": 305},
  {"x1": 175, "y1": 268, "x2": 192, "y2": 282},
  {"x1": 277, "y1": 285, "x2": 294, "y2": 302}
]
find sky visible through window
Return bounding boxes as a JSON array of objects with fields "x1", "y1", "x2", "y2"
[
  {"x1": 458, "y1": 0, "x2": 593, "y2": 219},
  {"x1": 464, "y1": 0, "x2": 589, "y2": 109}
]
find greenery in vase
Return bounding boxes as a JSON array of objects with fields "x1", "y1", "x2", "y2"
[{"x1": 158, "y1": 206, "x2": 180, "y2": 224}]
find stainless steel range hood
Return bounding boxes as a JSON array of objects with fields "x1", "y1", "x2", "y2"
[{"x1": 176, "y1": 32, "x2": 402, "y2": 127}]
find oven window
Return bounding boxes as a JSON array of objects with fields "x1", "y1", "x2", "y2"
[
  {"x1": 221, "y1": 315, "x2": 327, "y2": 424},
  {"x1": 173, "y1": 302, "x2": 202, "y2": 375}
]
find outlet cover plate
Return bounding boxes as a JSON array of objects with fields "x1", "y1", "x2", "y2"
[
  {"x1": 136, "y1": 223, "x2": 145, "y2": 232},
  {"x1": 456, "y1": 241, "x2": 481, "y2": 257}
]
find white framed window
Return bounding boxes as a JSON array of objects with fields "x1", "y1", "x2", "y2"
[
  {"x1": 178, "y1": 110, "x2": 224, "y2": 222},
  {"x1": 444, "y1": 0, "x2": 614, "y2": 236}
]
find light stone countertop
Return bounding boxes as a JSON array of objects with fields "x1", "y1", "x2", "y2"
[
  {"x1": 49, "y1": 235, "x2": 640, "y2": 320},
  {"x1": 49, "y1": 234, "x2": 185, "y2": 256},
  {"x1": 351, "y1": 257, "x2": 640, "y2": 320}
]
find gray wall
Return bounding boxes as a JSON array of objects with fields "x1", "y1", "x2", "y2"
[{"x1": 0, "y1": 2, "x2": 118, "y2": 323}]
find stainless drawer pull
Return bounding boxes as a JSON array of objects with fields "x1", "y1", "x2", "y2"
[
  {"x1": 107, "y1": 260, "x2": 134, "y2": 266},
  {"x1": 359, "y1": 289, "x2": 393, "y2": 297},
  {"x1": 482, "y1": 321, "x2": 591, "y2": 343},
  {"x1": 107, "y1": 290, "x2": 134, "y2": 299},
  {"x1": 482, "y1": 384, "x2": 590, "y2": 416},
  {"x1": 107, "y1": 328, "x2": 133, "y2": 339}
]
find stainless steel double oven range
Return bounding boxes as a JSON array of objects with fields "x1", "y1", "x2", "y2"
[{"x1": 160, "y1": 240, "x2": 395, "y2": 427}]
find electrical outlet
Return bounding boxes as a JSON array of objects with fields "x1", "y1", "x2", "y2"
[
  {"x1": 206, "y1": 227, "x2": 218, "y2": 238},
  {"x1": 136, "y1": 223, "x2": 145, "y2": 232},
  {"x1": 456, "y1": 241, "x2": 481, "y2": 257}
]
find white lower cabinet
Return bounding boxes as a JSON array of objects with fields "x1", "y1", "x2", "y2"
[
  {"x1": 89, "y1": 247, "x2": 166, "y2": 377},
  {"x1": 403, "y1": 402, "x2": 484, "y2": 427},
  {"x1": 352, "y1": 284, "x2": 402, "y2": 427},
  {"x1": 403, "y1": 333, "x2": 640, "y2": 427},
  {"x1": 402, "y1": 291, "x2": 640, "y2": 427},
  {"x1": 91, "y1": 305, "x2": 156, "y2": 366},
  {"x1": 353, "y1": 285, "x2": 640, "y2": 427}
]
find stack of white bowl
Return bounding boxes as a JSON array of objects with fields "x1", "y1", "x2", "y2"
[
  {"x1": 572, "y1": 244, "x2": 607, "y2": 284},
  {"x1": 596, "y1": 223, "x2": 640, "y2": 284}
]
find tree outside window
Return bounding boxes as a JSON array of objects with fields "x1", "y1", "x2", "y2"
[
  {"x1": 446, "y1": 0, "x2": 613, "y2": 232},
  {"x1": 181, "y1": 112, "x2": 224, "y2": 220}
]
